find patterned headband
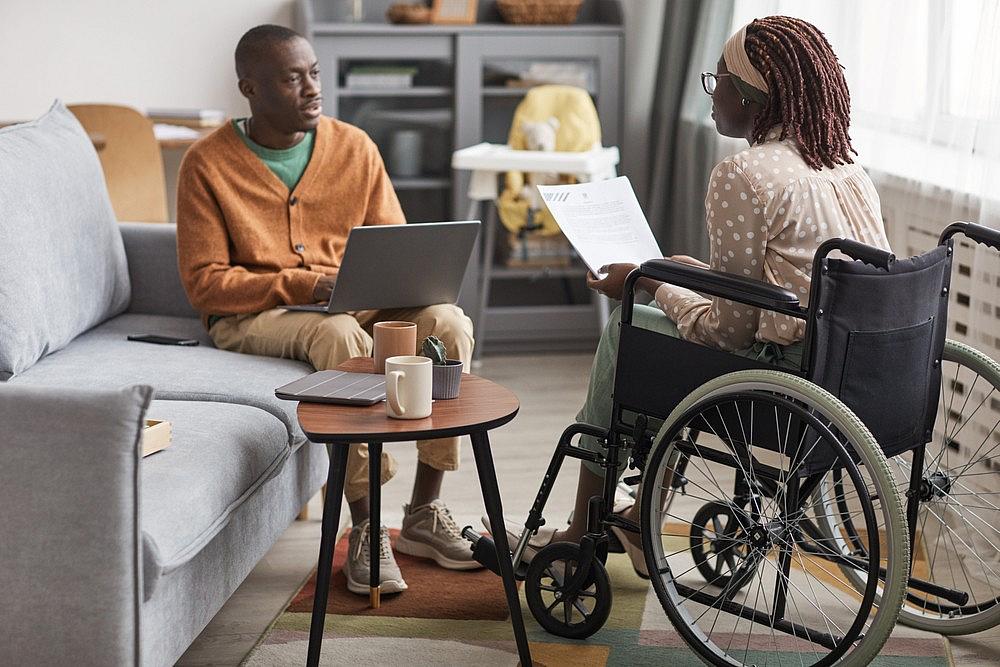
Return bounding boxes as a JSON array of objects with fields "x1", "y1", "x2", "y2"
[{"x1": 723, "y1": 23, "x2": 769, "y2": 101}]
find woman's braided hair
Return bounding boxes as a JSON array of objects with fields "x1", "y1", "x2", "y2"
[{"x1": 744, "y1": 16, "x2": 855, "y2": 170}]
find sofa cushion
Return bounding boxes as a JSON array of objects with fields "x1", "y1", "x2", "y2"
[
  {"x1": 0, "y1": 100, "x2": 131, "y2": 379},
  {"x1": 138, "y1": 399, "x2": 289, "y2": 596},
  {"x1": 6, "y1": 313, "x2": 314, "y2": 445}
]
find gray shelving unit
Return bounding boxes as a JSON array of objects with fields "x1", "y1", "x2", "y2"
[{"x1": 296, "y1": 0, "x2": 624, "y2": 352}]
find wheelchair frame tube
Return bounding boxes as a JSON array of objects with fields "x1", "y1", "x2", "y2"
[{"x1": 512, "y1": 422, "x2": 613, "y2": 570}]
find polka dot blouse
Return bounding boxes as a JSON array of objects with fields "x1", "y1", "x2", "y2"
[{"x1": 654, "y1": 127, "x2": 890, "y2": 351}]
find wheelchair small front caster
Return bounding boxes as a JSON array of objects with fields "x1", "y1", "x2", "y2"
[
  {"x1": 689, "y1": 501, "x2": 754, "y2": 593},
  {"x1": 525, "y1": 542, "x2": 612, "y2": 639}
]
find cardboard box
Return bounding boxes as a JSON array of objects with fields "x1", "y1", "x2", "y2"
[{"x1": 142, "y1": 419, "x2": 171, "y2": 457}]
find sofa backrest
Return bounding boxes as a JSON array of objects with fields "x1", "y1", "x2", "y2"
[{"x1": 0, "y1": 100, "x2": 131, "y2": 379}]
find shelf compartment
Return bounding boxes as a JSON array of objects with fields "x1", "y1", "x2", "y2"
[
  {"x1": 336, "y1": 86, "x2": 453, "y2": 97},
  {"x1": 391, "y1": 177, "x2": 452, "y2": 190},
  {"x1": 482, "y1": 86, "x2": 597, "y2": 97},
  {"x1": 489, "y1": 265, "x2": 589, "y2": 280}
]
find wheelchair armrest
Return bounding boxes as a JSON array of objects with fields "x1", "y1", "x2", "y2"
[{"x1": 634, "y1": 259, "x2": 804, "y2": 318}]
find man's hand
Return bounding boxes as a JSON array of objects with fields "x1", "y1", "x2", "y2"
[
  {"x1": 586, "y1": 263, "x2": 638, "y2": 300},
  {"x1": 312, "y1": 275, "x2": 337, "y2": 303},
  {"x1": 667, "y1": 254, "x2": 710, "y2": 269}
]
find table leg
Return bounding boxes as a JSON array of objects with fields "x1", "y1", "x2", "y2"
[
  {"x1": 368, "y1": 441, "x2": 382, "y2": 609},
  {"x1": 470, "y1": 430, "x2": 532, "y2": 666},
  {"x1": 307, "y1": 443, "x2": 350, "y2": 667}
]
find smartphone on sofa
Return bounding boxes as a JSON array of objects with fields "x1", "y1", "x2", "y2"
[{"x1": 127, "y1": 334, "x2": 200, "y2": 346}]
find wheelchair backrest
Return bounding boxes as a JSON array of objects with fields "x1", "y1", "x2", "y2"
[{"x1": 807, "y1": 244, "x2": 952, "y2": 458}]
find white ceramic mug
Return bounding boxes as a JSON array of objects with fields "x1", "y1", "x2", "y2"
[{"x1": 385, "y1": 355, "x2": 432, "y2": 419}]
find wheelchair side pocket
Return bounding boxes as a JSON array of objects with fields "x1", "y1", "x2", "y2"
[{"x1": 838, "y1": 319, "x2": 935, "y2": 455}]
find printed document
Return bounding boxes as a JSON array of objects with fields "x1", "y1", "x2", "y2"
[{"x1": 537, "y1": 176, "x2": 663, "y2": 276}]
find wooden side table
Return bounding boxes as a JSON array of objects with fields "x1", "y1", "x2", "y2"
[{"x1": 296, "y1": 357, "x2": 532, "y2": 667}]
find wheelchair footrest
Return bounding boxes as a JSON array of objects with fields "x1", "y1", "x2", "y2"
[{"x1": 462, "y1": 527, "x2": 503, "y2": 577}]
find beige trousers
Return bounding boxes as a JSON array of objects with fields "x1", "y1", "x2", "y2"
[{"x1": 210, "y1": 304, "x2": 475, "y2": 501}]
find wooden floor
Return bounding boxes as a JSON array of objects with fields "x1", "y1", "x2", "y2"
[{"x1": 177, "y1": 352, "x2": 1000, "y2": 666}]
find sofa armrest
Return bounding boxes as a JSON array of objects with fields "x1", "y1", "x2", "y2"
[
  {"x1": 119, "y1": 222, "x2": 199, "y2": 319},
  {"x1": 0, "y1": 383, "x2": 152, "y2": 665}
]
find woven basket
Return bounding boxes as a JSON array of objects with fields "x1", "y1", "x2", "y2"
[
  {"x1": 496, "y1": 0, "x2": 583, "y2": 25},
  {"x1": 386, "y1": 3, "x2": 432, "y2": 24}
]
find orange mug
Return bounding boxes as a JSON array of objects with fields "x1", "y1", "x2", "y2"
[{"x1": 372, "y1": 321, "x2": 417, "y2": 373}]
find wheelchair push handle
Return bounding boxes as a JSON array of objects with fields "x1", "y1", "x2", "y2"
[
  {"x1": 817, "y1": 238, "x2": 895, "y2": 270},
  {"x1": 939, "y1": 221, "x2": 1000, "y2": 252}
]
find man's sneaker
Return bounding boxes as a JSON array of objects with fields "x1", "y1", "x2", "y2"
[
  {"x1": 345, "y1": 520, "x2": 407, "y2": 595},
  {"x1": 396, "y1": 499, "x2": 483, "y2": 570}
]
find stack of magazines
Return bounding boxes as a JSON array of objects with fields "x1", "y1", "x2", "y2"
[{"x1": 146, "y1": 108, "x2": 227, "y2": 128}]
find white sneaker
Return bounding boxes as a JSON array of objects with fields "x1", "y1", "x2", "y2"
[
  {"x1": 345, "y1": 520, "x2": 407, "y2": 595},
  {"x1": 396, "y1": 499, "x2": 483, "y2": 570}
]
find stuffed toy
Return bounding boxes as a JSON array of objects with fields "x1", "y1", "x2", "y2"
[{"x1": 519, "y1": 117, "x2": 561, "y2": 211}]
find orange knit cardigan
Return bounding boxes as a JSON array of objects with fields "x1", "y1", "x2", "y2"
[{"x1": 176, "y1": 117, "x2": 404, "y2": 325}]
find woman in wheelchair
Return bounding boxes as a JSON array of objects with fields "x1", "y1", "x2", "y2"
[
  {"x1": 501, "y1": 15, "x2": 891, "y2": 572},
  {"x1": 471, "y1": 15, "x2": 1000, "y2": 666}
]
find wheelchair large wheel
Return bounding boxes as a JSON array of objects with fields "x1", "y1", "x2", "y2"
[
  {"x1": 815, "y1": 340, "x2": 1000, "y2": 634},
  {"x1": 525, "y1": 542, "x2": 612, "y2": 639},
  {"x1": 640, "y1": 370, "x2": 908, "y2": 666}
]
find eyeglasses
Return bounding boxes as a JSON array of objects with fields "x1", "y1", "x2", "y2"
[{"x1": 701, "y1": 72, "x2": 731, "y2": 96}]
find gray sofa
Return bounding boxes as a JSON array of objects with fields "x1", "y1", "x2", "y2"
[{"x1": 0, "y1": 101, "x2": 328, "y2": 665}]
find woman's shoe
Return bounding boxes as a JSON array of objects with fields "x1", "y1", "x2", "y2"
[
  {"x1": 608, "y1": 506, "x2": 650, "y2": 580},
  {"x1": 481, "y1": 516, "x2": 558, "y2": 567}
]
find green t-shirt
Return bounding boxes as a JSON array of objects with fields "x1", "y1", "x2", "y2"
[{"x1": 232, "y1": 118, "x2": 315, "y2": 190}]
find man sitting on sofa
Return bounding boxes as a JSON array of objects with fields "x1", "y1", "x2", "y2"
[{"x1": 176, "y1": 24, "x2": 479, "y2": 596}]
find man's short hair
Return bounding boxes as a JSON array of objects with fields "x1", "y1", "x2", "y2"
[{"x1": 235, "y1": 24, "x2": 303, "y2": 78}]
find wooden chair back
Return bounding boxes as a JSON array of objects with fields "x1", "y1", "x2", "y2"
[{"x1": 68, "y1": 104, "x2": 168, "y2": 223}]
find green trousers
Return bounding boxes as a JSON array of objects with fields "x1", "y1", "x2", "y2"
[{"x1": 575, "y1": 303, "x2": 803, "y2": 476}]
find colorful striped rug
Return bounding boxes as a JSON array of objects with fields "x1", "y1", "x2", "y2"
[{"x1": 243, "y1": 530, "x2": 950, "y2": 666}]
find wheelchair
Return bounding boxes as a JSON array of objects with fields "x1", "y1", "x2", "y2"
[{"x1": 465, "y1": 221, "x2": 1000, "y2": 665}]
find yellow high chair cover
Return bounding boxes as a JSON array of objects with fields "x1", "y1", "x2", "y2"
[{"x1": 499, "y1": 85, "x2": 602, "y2": 236}]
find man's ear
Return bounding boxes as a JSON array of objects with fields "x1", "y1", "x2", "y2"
[{"x1": 238, "y1": 78, "x2": 255, "y2": 99}]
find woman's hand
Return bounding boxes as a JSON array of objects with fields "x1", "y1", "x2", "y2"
[
  {"x1": 586, "y1": 263, "x2": 638, "y2": 300},
  {"x1": 667, "y1": 254, "x2": 710, "y2": 269}
]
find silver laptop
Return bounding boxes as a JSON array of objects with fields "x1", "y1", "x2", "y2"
[{"x1": 284, "y1": 221, "x2": 480, "y2": 313}]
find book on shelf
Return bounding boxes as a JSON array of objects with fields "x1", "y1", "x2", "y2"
[
  {"x1": 345, "y1": 65, "x2": 419, "y2": 89},
  {"x1": 145, "y1": 107, "x2": 227, "y2": 128}
]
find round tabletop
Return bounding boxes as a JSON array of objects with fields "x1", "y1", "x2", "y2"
[{"x1": 296, "y1": 357, "x2": 520, "y2": 443}]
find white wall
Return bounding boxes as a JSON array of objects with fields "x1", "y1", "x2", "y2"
[
  {"x1": 1, "y1": 0, "x2": 658, "y2": 217},
  {"x1": 0, "y1": 0, "x2": 293, "y2": 121}
]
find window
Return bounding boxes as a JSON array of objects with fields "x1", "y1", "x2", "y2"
[{"x1": 731, "y1": 1, "x2": 1000, "y2": 156}]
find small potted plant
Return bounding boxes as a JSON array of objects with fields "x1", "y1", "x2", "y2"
[{"x1": 421, "y1": 335, "x2": 463, "y2": 399}]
